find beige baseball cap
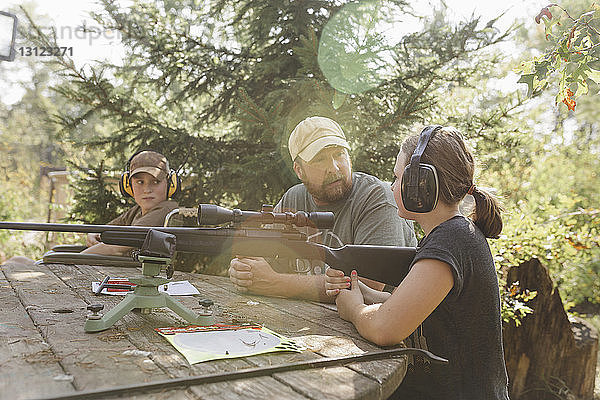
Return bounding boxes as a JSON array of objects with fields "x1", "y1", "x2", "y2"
[
  {"x1": 288, "y1": 116, "x2": 350, "y2": 162},
  {"x1": 129, "y1": 151, "x2": 169, "y2": 180}
]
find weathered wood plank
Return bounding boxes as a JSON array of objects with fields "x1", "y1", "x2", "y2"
[
  {"x1": 249, "y1": 342, "x2": 381, "y2": 400},
  {"x1": 3, "y1": 260, "x2": 405, "y2": 400},
  {"x1": 201, "y1": 273, "x2": 407, "y2": 398},
  {"x1": 173, "y1": 271, "x2": 405, "y2": 399},
  {"x1": 2, "y1": 260, "x2": 193, "y2": 400},
  {"x1": 0, "y1": 266, "x2": 73, "y2": 400},
  {"x1": 88, "y1": 265, "x2": 391, "y2": 399},
  {"x1": 50, "y1": 263, "x2": 308, "y2": 400}
]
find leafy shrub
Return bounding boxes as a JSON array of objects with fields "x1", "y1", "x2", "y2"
[{"x1": 491, "y1": 199, "x2": 599, "y2": 308}]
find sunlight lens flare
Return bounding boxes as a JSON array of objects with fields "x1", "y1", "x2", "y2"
[{"x1": 318, "y1": 0, "x2": 418, "y2": 95}]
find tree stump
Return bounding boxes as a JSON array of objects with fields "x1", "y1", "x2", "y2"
[{"x1": 503, "y1": 258, "x2": 598, "y2": 400}]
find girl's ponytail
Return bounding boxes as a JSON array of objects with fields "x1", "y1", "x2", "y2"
[{"x1": 470, "y1": 186, "x2": 503, "y2": 239}]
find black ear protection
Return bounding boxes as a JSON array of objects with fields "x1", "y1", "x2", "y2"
[
  {"x1": 119, "y1": 150, "x2": 181, "y2": 200},
  {"x1": 401, "y1": 125, "x2": 442, "y2": 213}
]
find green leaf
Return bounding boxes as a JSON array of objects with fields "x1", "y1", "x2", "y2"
[
  {"x1": 332, "y1": 90, "x2": 347, "y2": 110},
  {"x1": 517, "y1": 74, "x2": 535, "y2": 96},
  {"x1": 542, "y1": 16, "x2": 560, "y2": 38},
  {"x1": 575, "y1": 80, "x2": 588, "y2": 97},
  {"x1": 586, "y1": 68, "x2": 600, "y2": 84},
  {"x1": 514, "y1": 60, "x2": 534, "y2": 74},
  {"x1": 534, "y1": 61, "x2": 550, "y2": 80}
]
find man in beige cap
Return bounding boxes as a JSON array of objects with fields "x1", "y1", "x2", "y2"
[
  {"x1": 82, "y1": 150, "x2": 179, "y2": 255},
  {"x1": 229, "y1": 116, "x2": 416, "y2": 301}
]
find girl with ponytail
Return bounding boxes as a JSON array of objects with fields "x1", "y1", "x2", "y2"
[{"x1": 325, "y1": 126, "x2": 509, "y2": 400}]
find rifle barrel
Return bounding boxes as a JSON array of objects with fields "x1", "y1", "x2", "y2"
[
  {"x1": 0, "y1": 222, "x2": 160, "y2": 234},
  {"x1": 0, "y1": 222, "x2": 224, "y2": 235}
]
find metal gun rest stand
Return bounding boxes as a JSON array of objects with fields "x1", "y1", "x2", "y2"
[{"x1": 84, "y1": 230, "x2": 215, "y2": 332}]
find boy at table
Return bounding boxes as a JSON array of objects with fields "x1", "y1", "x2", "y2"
[{"x1": 83, "y1": 150, "x2": 179, "y2": 256}]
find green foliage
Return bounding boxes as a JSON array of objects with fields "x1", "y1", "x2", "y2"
[
  {"x1": 479, "y1": 22, "x2": 600, "y2": 308},
  {"x1": 487, "y1": 180, "x2": 598, "y2": 319},
  {"x1": 0, "y1": 51, "x2": 57, "y2": 259},
  {"x1": 66, "y1": 161, "x2": 129, "y2": 224},
  {"x1": 515, "y1": 2, "x2": 600, "y2": 110},
  {"x1": 490, "y1": 196, "x2": 599, "y2": 306},
  {"x1": 317, "y1": 0, "x2": 406, "y2": 96},
  {"x1": 21, "y1": 0, "x2": 516, "y2": 211},
  {"x1": 500, "y1": 281, "x2": 537, "y2": 327},
  {"x1": 0, "y1": 4, "x2": 119, "y2": 258},
  {"x1": 0, "y1": 172, "x2": 45, "y2": 261}
]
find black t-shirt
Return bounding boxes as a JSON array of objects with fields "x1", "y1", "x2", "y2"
[{"x1": 395, "y1": 216, "x2": 509, "y2": 400}]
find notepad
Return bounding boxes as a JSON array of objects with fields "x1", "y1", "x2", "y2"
[{"x1": 155, "y1": 324, "x2": 304, "y2": 364}]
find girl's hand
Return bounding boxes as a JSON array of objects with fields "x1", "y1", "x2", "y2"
[
  {"x1": 325, "y1": 267, "x2": 351, "y2": 297},
  {"x1": 335, "y1": 270, "x2": 365, "y2": 322}
]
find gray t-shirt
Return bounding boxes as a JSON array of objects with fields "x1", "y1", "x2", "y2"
[
  {"x1": 395, "y1": 215, "x2": 509, "y2": 400},
  {"x1": 274, "y1": 172, "x2": 416, "y2": 274}
]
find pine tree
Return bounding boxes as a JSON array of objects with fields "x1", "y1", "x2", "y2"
[{"x1": 23, "y1": 0, "x2": 517, "y2": 215}]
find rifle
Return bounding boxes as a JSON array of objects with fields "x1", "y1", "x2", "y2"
[{"x1": 0, "y1": 204, "x2": 416, "y2": 286}]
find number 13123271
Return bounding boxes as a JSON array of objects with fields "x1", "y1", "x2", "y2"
[{"x1": 18, "y1": 47, "x2": 73, "y2": 56}]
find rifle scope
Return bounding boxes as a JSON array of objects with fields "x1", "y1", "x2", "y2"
[{"x1": 198, "y1": 204, "x2": 334, "y2": 229}]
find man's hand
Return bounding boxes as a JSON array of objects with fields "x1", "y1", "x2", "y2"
[
  {"x1": 86, "y1": 233, "x2": 101, "y2": 247},
  {"x1": 335, "y1": 270, "x2": 365, "y2": 322},
  {"x1": 228, "y1": 256, "x2": 281, "y2": 295}
]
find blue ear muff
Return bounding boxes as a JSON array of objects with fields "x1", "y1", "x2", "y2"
[{"x1": 400, "y1": 125, "x2": 442, "y2": 213}]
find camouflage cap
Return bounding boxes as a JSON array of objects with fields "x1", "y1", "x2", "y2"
[{"x1": 129, "y1": 151, "x2": 169, "y2": 181}]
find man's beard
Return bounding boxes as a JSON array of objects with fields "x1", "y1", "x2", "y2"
[{"x1": 303, "y1": 174, "x2": 353, "y2": 204}]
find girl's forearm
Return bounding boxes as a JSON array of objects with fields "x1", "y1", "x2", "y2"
[
  {"x1": 350, "y1": 303, "x2": 385, "y2": 343},
  {"x1": 350, "y1": 303, "x2": 409, "y2": 347}
]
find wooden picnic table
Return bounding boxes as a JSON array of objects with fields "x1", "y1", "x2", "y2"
[{"x1": 1, "y1": 258, "x2": 407, "y2": 400}]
